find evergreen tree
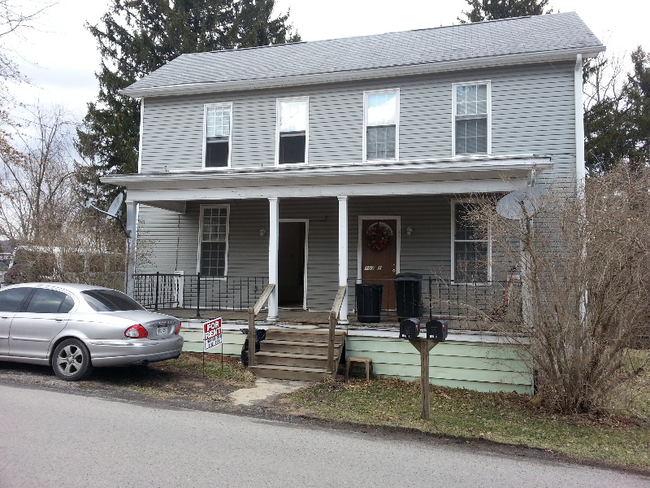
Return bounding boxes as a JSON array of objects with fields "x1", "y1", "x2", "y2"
[
  {"x1": 624, "y1": 47, "x2": 650, "y2": 167},
  {"x1": 584, "y1": 48, "x2": 650, "y2": 174},
  {"x1": 77, "y1": 0, "x2": 299, "y2": 204},
  {"x1": 459, "y1": 0, "x2": 552, "y2": 23}
]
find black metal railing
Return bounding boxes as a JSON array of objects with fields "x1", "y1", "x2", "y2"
[
  {"x1": 132, "y1": 272, "x2": 521, "y2": 322},
  {"x1": 133, "y1": 273, "x2": 269, "y2": 313},
  {"x1": 353, "y1": 275, "x2": 522, "y2": 322}
]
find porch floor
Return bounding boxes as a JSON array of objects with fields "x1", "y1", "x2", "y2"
[
  {"x1": 154, "y1": 308, "x2": 519, "y2": 336},
  {"x1": 155, "y1": 308, "x2": 400, "y2": 328}
]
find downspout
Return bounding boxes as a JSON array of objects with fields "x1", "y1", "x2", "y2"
[
  {"x1": 575, "y1": 53, "x2": 588, "y2": 324},
  {"x1": 138, "y1": 98, "x2": 144, "y2": 173},
  {"x1": 126, "y1": 98, "x2": 145, "y2": 296},
  {"x1": 575, "y1": 54, "x2": 586, "y2": 198}
]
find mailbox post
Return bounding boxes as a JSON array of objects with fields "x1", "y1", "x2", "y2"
[
  {"x1": 408, "y1": 338, "x2": 439, "y2": 420},
  {"x1": 403, "y1": 319, "x2": 447, "y2": 420}
]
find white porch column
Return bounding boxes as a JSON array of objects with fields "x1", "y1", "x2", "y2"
[
  {"x1": 125, "y1": 201, "x2": 138, "y2": 297},
  {"x1": 338, "y1": 196, "x2": 349, "y2": 324},
  {"x1": 267, "y1": 197, "x2": 279, "y2": 322}
]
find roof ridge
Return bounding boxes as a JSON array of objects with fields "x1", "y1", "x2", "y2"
[{"x1": 181, "y1": 12, "x2": 579, "y2": 58}]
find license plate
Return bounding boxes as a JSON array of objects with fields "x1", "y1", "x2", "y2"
[{"x1": 157, "y1": 326, "x2": 168, "y2": 335}]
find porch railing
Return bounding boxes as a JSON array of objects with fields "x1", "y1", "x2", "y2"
[
  {"x1": 354, "y1": 275, "x2": 522, "y2": 322},
  {"x1": 132, "y1": 272, "x2": 520, "y2": 322},
  {"x1": 133, "y1": 272, "x2": 269, "y2": 313}
]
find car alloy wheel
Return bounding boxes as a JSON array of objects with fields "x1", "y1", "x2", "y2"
[{"x1": 52, "y1": 338, "x2": 94, "y2": 381}]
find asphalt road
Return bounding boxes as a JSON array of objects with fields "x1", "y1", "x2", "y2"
[{"x1": 1, "y1": 384, "x2": 649, "y2": 488}]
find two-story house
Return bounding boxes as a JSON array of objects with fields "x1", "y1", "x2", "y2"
[{"x1": 104, "y1": 12, "x2": 603, "y2": 331}]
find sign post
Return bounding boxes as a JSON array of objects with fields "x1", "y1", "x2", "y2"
[
  {"x1": 203, "y1": 317, "x2": 223, "y2": 374},
  {"x1": 203, "y1": 317, "x2": 223, "y2": 350}
]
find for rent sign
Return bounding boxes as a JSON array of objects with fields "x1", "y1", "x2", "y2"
[{"x1": 203, "y1": 317, "x2": 223, "y2": 350}]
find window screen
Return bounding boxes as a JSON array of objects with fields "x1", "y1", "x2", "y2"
[
  {"x1": 455, "y1": 84, "x2": 488, "y2": 154},
  {"x1": 366, "y1": 91, "x2": 397, "y2": 160},
  {"x1": 278, "y1": 99, "x2": 307, "y2": 164},
  {"x1": 454, "y1": 203, "x2": 489, "y2": 282},
  {"x1": 200, "y1": 206, "x2": 228, "y2": 277},
  {"x1": 205, "y1": 105, "x2": 231, "y2": 167}
]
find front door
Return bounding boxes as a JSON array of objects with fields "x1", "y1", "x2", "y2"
[
  {"x1": 278, "y1": 221, "x2": 307, "y2": 308},
  {"x1": 361, "y1": 218, "x2": 398, "y2": 311}
]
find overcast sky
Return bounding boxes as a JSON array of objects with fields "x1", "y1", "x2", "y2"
[{"x1": 6, "y1": 0, "x2": 650, "y2": 122}]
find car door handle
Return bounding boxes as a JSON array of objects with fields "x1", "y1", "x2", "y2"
[{"x1": 55, "y1": 318, "x2": 64, "y2": 322}]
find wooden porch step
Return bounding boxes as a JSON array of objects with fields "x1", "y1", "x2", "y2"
[
  {"x1": 255, "y1": 351, "x2": 329, "y2": 369},
  {"x1": 261, "y1": 340, "x2": 341, "y2": 356},
  {"x1": 247, "y1": 328, "x2": 346, "y2": 381},
  {"x1": 264, "y1": 328, "x2": 346, "y2": 342},
  {"x1": 249, "y1": 364, "x2": 330, "y2": 382}
]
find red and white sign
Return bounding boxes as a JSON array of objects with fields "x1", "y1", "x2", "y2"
[{"x1": 203, "y1": 317, "x2": 223, "y2": 350}]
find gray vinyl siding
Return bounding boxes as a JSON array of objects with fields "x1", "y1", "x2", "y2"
[
  {"x1": 137, "y1": 195, "x2": 459, "y2": 310},
  {"x1": 139, "y1": 61, "x2": 577, "y2": 186}
]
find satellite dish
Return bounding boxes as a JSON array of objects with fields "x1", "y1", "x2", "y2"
[
  {"x1": 106, "y1": 193, "x2": 124, "y2": 218},
  {"x1": 496, "y1": 187, "x2": 549, "y2": 220},
  {"x1": 86, "y1": 193, "x2": 130, "y2": 237}
]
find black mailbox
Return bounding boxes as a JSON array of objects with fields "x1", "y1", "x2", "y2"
[
  {"x1": 426, "y1": 319, "x2": 448, "y2": 341},
  {"x1": 399, "y1": 318, "x2": 420, "y2": 340}
]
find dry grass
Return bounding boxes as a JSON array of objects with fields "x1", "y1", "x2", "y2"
[{"x1": 290, "y1": 362, "x2": 650, "y2": 470}]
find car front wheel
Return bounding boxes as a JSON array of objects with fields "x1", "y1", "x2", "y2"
[{"x1": 52, "y1": 339, "x2": 94, "y2": 381}]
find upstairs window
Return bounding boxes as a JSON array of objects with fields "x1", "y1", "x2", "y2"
[
  {"x1": 453, "y1": 202, "x2": 490, "y2": 283},
  {"x1": 365, "y1": 90, "x2": 399, "y2": 161},
  {"x1": 277, "y1": 98, "x2": 308, "y2": 164},
  {"x1": 198, "y1": 205, "x2": 229, "y2": 277},
  {"x1": 204, "y1": 103, "x2": 232, "y2": 168},
  {"x1": 453, "y1": 82, "x2": 490, "y2": 155}
]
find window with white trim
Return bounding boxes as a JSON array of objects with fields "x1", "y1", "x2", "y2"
[
  {"x1": 277, "y1": 97, "x2": 308, "y2": 164},
  {"x1": 453, "y1": 202, "x2": 490, "y2": 282},
  {"x1": 198, "y1": 205, "x2": 229, "y2": 277},
  {"x1": 453, "y1": 82, "x2": 490, "y2": 155},
  {"x1": 204, "y1": 103, "x2": 232, "y2": 168},
  {"x1": 364, "y1": 89, "x2": 399, "y2": 161}
]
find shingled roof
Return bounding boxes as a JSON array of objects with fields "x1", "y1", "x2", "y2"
[{"x1": 123, "y1": 12, "x2": 604, "y2": 98}]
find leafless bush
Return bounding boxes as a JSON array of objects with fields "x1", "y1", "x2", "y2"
[{"x1": 469, "y1": 166, "x2": 650, "y2": 413}]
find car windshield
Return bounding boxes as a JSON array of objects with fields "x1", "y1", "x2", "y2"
[{"x1": 81, "y1": 289, "x2": 146, "y2": 312}]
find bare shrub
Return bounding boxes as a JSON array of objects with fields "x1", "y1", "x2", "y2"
[{"x1": 469, "y1": 166, "x2": 650, "y2": 413}]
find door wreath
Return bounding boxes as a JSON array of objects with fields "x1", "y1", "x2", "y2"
[{"x1": 366, "y1": 222, "x2": 392, "y2": 252}]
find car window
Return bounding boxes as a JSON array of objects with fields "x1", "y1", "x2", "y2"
[
  {"x1": 0, "y1": 288, "x2": 33, "y2": 312},
  {"x1": 81, "y1": 289, "x2": 145, "y2": 312},
  {"x1": 25, "y1": 289, "x2": 74, "y2": 313}
]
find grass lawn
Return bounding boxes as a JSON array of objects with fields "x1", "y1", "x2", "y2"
[{"x1": 289, "y1": 360, "x2": 650, "y2": 471}]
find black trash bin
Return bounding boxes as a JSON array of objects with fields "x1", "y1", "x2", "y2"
[
  {"x1": 356, "y1": 283, "x2": 383, "y2": 323},
  {"x1": 394, "y1": 272, "x2": 422, "y2": 320}
]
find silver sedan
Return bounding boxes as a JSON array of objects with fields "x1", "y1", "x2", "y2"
[{"x1": 0, "y1": 283, "x2": 184, "y2": 380}]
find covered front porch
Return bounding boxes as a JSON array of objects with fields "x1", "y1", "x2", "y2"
[{"x1": 104, "y1": 154, "x2": 548, "y2": 327}]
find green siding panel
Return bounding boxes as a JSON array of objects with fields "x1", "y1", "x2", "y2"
[{"x1": 346, "y1": 336, "x2": 533, "y2": 394}]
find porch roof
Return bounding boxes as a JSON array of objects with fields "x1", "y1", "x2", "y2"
[{"x1": 102, "y1": 155, "x2": 551, "y2": 212}]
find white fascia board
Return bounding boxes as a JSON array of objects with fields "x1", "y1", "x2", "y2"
[
  {"x1": 102, "y1": 155, "x2": 551, "y2": 188},
  {"x1": 121, "y1": 48, "x2": 604, "y2": 99},
  {"x1": 103, "y1": 156, "x2": 550, "y2": 205},
  {"x1": 128, "y1": 178, "x2": 528, "y2": 205}
]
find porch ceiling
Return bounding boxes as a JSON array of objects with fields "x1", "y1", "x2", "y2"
[{"x1": 102, "y1": 155, "x2": 551, "y2": 210}]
